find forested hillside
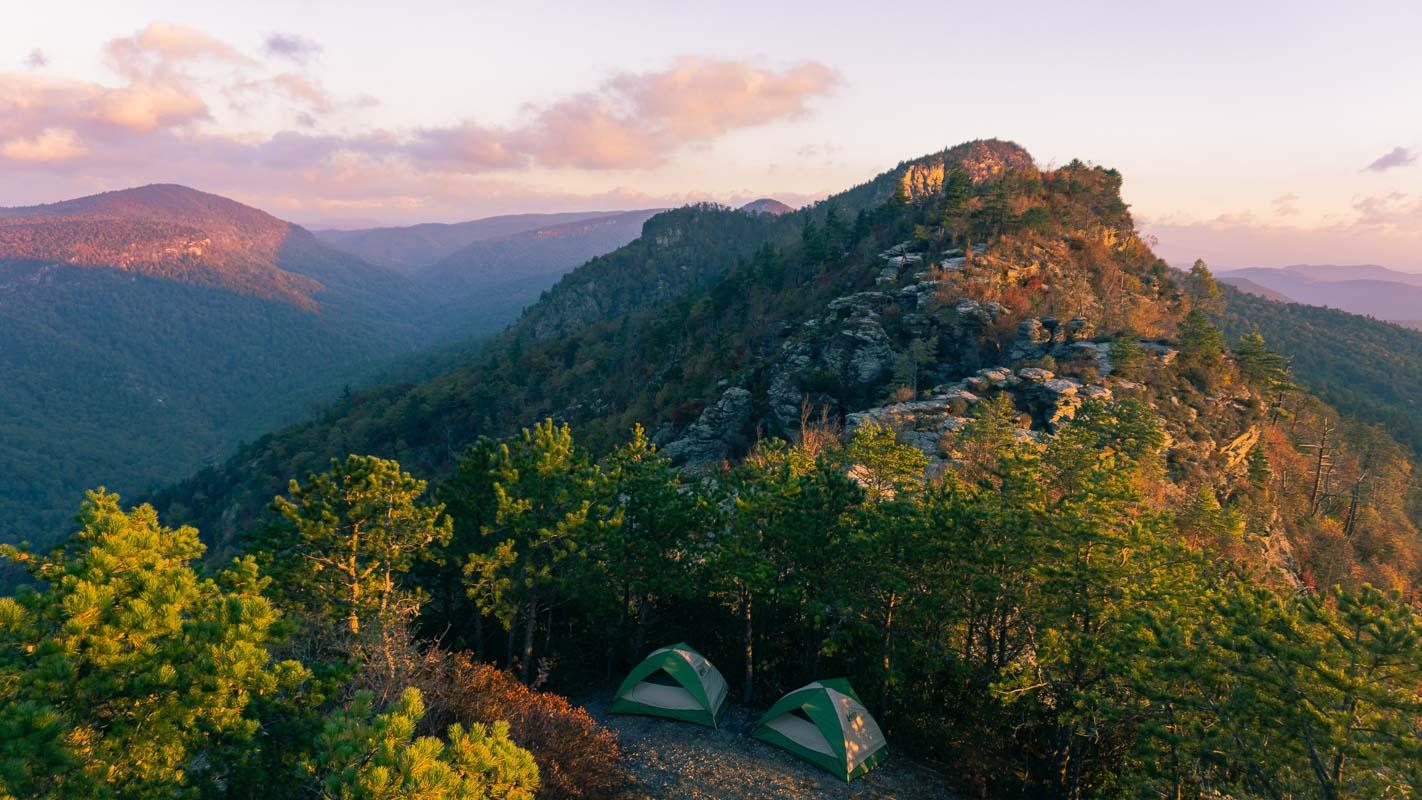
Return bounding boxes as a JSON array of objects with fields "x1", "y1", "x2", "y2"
[
  {"x1": 0, "y1": 263, "x2": 418, "y2": 542},
  {"x1": 411, "y1": 210, "x2": 660, "y2": 339},
  {"x1": 0, "y1": 187, "x2": 653, "y2": 546},
  {"x1": 8, "y1": 141, "x2": 1422, "y2": 799},
  {"x1": 1220, "y1": 287, "x2": 1422, "y2": 454}
]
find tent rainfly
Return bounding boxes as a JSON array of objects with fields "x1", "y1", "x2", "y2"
[
  {"x1": 609, "y1": 643, "x2": 730, "y2": 728},
  {"x1": 751, "y1": 678, "x2": 888, "y2": 781}
]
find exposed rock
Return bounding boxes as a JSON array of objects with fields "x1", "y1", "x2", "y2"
[
  {"x1": 661, "y1": 387, "x2": 755, "y2": 467},
  {"x1": 766, "y1": 346, "x2": 813, "y2": 435},
  {"x1": 821, "y1": 316, "x2": 895, "y2": 390},
  {"x1": 1142, "y1": 342, "x2": 1180, "y2": 364},
  {"x1": 1022, "y1": 376, "x2": 1082, "y2": 429},
  {"x1": 1017, "y1": 367, "x2": 1055, "y2": 382},
  {"x1": 846, "y1": 399, "x2": 970, "y2": 458},
  {"x1": 1009, "y1": 317, "x2": 1054, "y2": 361},
  {"x1": 1058, "y1": 341, "x2": 1112, "y2": 374},
  {"x1": 1060, "y1": 317, "x2": 1096, "y2": 343},
  {"x1": 965, "y1": 366, "x2": 1018, "y2": 393},
  {"x1": 1222, "y1": 426, "x2": 1261, "y2": 470},
  {"x1": 897, "y1": 281, "x2": 942, "y2": 311},
  {"x1": 1081, "y1": 385, "x2": 1114, "y2": 401}
]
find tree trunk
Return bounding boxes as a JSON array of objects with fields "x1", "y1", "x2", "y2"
[
  {"x1": 879, "y1": 590, "x2": 897, "y2": 718},
  {"x1": 634, "y1": 595, "x2": 649, "y2": 657},
  {"x1": 741, "y1": 589, "x2": 754, "y2": 705},
  {"x1": 521, "y1": 591, "x2": 538, "y2": 684},
  {"x1": 474, "y1": 611, "x2": 485, "y2": 661},
  {"x1": 505, "y1": 618, "x2": 516, "y2": 669},
  {"x1": 1308, "y1": 424, "x2": 1332, "y2": 517}
]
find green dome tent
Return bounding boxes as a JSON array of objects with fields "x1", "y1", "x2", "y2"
[
  {"x1": 609, "y1": 643, "x2": 730, "y2": 727},
  {"x1": 751, "y1": 679, "x2": 887, "y2": 781}
]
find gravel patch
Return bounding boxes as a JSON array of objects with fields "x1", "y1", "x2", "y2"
[{"x1": 583, "y1": 696, "x2": 961, "y2": 799}]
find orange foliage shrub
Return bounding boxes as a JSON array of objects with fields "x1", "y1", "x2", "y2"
[{"x1": 440, "y1": 656, "x2": 629, "y2": 800}]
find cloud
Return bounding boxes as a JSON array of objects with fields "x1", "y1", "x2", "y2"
[
  {"x1": 1145, "y1": 194, "x2": 1422, "y2": 270},
  {"x1": 1364, "y1": 146, "x2": 1417, "y2": 172},
  {"x1": 1, "y1": 127, "x2": 88, "y2": 163},
  {"x1": 1351, "y1": 191, "x2": 1422, "y2": 229},
  {"x1": 262, "y1": 33, "x2": 322, "y2": 65},
  {"x1": 0, "y1": 32, "x2": 839, "y2": 225},
  {"x1": 104, "y1": 21, "x2": 253, "y2": 82},
  {"x1": 408, "y1": 57, "x2": 841, "y2": 171},
  {"x1": 24, "y1": 49, "x2": 47, "y2": 69},
  {"x1": 1271, "y1": 193, "x2": 1299, "y2": 216},
  {"x1": 226, "y1": 73, "x2": 336, "y2": 115}
]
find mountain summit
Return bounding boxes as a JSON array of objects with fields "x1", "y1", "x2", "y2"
[
  {"x1": 739, "y1": 198, "x2": 794, "y2": 216},
  {"x1": 0, "y1": 184, "x2": 336, "y2": 307}
]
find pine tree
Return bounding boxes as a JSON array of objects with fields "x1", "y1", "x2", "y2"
[
  {"x1": 603, "y1": 425, "x2": 708, "y2": 660},
  {"x1": 0, "y1": 491, "x2": 306, "y2": 799},
  {"x1": 1185, "y1": 259, "x2": 1224, "y2": 315},
  {"x1": 262, "y1": 456, "x2": 452, "y2": 640},
  {"x1": 313, "y1": 687, "x2": 538, "y2": 800},
  {"x1": 463, "y1": 420, "x2": 615, "y2": 683}
]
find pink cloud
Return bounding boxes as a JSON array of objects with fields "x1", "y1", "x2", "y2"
[
  {"x1": 1, "y1": 128, "x2": 88, "y2": 163},
  {"x1": 0, "y1": 27, "x2": 839, "y2": 224},
  {"x1": 226, "y1": 73, "x2": 336, "y2": 115},
  {"x1": 104, "y1": 21, "x2": 252, "y2": 82},
  {"x1": 1145, "y1": 194, "x2": 1422, "y2": 270},
  {"x1": 410, "y1": 57, "x2": 841, "y2": 171}
]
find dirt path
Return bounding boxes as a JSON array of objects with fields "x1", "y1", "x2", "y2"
[{"x1": 584, "y1": 698, "x2": 961, "y2": 799}]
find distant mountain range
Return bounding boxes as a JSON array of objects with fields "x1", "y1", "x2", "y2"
[
  {"x1": 0, "y1": 185, "x2": 662, "y2": 544},
  {"x1": 314, "y1": 211, "x2": 624, "y2": 273},
  {"x1": 1219, "y1": 264, "x2": 1422, "y2": 325}
]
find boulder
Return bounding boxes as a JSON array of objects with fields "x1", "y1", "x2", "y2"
[
  {"x1": 846, "y1": 398, "x2": 971, "y2": 458},
  {"x1": 661, "y1": 387, "x2": 755, "y2": 467},
  {"x1": 821, "y1": 317, "x2": 895, "y2": 390},
  {"x1": 1060, "y1": 317, "x2": 1096, "y2": 343},
  {"x1": 1017, "y1": 367, "x2": 1055, "y2": 382}
]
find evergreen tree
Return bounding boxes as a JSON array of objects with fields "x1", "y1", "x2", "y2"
[
  {"x1": 603, "y1": 425, "x2": 708, "y2": 660},
  {"x1": 463, "y1": 420, "x2": 615, "y2": 683},
  {"x1": 312, "y1": 688, "x2": 538, "y2": 800},
  {"x1": 841, "y1": 421, "x2": 929, "y2": 501},
  {"x1": 1178, "y1": 310, "x2": 1226, "y2": 386},
  {"x1": 0, "y1": 492, "x2": 305, "y2": 799},
  {"x1": 262, "y1": 456, "x2": 452, "y2": 639},
  {"x1": 1185, "y1": 259, "x2": 1224, "y2": 315},
  {"x1": 1141, "y1": 581, "x2": 1422, "y2": 799}
]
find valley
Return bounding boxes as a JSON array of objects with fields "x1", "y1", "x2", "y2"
[{"x1": 0, "y1": 187, "x2": 660, "y2": 545}]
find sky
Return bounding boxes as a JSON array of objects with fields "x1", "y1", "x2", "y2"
[{"x1": 3, "y1": 0, "x2": 1420, "y2": 268}]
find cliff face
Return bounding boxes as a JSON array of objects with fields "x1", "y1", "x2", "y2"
[{"x1": 897, "y1": 139, "x2": 1037, "y2": 200}]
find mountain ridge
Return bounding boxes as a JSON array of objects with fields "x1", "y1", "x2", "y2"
[
  {"x1": 1220, "y1": 264, "x2": 1422, "y2": 324},
  {"x1": 314, "y1": 210, "x2": 640, "y2": 273}
]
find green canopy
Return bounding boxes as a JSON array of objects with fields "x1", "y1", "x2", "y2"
[
  {"x1": 751, "y1": 678, "x2": 888, "y2": 781},
  {"x1": 609, "y1": 643, "x2": 730, "y2": 728}
]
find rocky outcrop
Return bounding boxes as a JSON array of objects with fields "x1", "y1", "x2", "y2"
[
  {"x1": 763, "y1": 292, "x2": 897, "y2": 436},
  {"x1": 1221, "y1": 426, "x2": 1261, "y2": 470},
  {"x1": 660, "y1": 387, "x2": 755, "y2": 468},
  {"x1": 1007, "y1": 315, "x2": 1109, "y2": 371},
  {"x1": 846, "y1": 398, "x2": 973, "y2": 458}
]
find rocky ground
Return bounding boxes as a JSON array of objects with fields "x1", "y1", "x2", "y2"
[{"x1": 583, "y1": 697, "x2": 961, "y2": 800}]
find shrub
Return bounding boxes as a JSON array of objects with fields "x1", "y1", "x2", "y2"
[{"x1": 436, "y1": 656, "x2": 629, "y2": 800}]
